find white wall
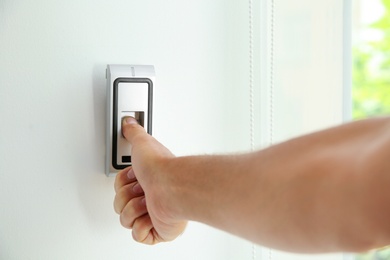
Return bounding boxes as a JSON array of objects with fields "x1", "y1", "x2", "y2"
[
  {"x1": 0, "y1": 0, "x2": 346, "y2": 259},
  {"x1": 0, "y1": 0, "x2": 254, "y2": 259}
]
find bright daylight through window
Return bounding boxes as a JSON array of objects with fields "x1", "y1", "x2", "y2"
[{"x1": 352, "y1": 0, "x2": 390, "y2": 258}]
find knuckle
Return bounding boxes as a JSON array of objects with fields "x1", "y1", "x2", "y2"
[
  {"x1": 132, "y1": 229, "x2": 142, "y2": 242},
  {"x1": 120, "y1": 210, "x2": 133, "y2": 229},
  {"x1": 119, "y1": 199, "x2": 137, "y2": 229},
  {"x1": 113, "y1": 195, "x2": 120, "y2": 214},
  {"x1": 114, "y1": 174, "x2": 121, "y2": 192},
  {"x1": 114, "y1": 167, "x2": 131, "y2": 192},
  {"x1": 132, "y1": 220, "x2": 149, "y2": 243},
  {"x1": 114, "y1": 191, "x2": 125, "y2": 214}
]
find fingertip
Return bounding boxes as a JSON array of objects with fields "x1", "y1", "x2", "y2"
[{"x1": 122, "y1": 116, "x2": 138, "y2": 126}]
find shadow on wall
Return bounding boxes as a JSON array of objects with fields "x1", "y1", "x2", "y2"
[
  {"x1": 92, "y1": 64, "x2": 107, "y2": 163},
  {"x1": 74, "y1": 64, "x2": 118, "y2": 230}
]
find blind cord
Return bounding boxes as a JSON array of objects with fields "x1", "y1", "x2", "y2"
[
  {"x1": 249, "y1": 0, "x2": 255, "y2": 152},
  {"x1": 249, "y1": 0, "x2": 256, "y2": 259},
  {"x1": 268, "y1": 0, "x2": 275, "y2": 258},
  {"x1": 269, "y1": 0, "x2": 275, "y2": 147},
  {"x1": 249, "y1": 0, "x2": 275, "y2": 258}
]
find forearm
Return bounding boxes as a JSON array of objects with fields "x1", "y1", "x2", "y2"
[{"x1": 164, "y1": 118, "x2": 390, "y2": 253}]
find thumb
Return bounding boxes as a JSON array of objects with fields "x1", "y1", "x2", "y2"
[{"x1": 122, "y1": 117, "x2": 147, "y2": 144}]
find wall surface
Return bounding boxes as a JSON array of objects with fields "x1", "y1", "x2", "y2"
[
  {"x1": 0, "y1": 0, "x2": 256, "y2": 259},
  {"x1": 0, "y1": 0, "x2": 346, "y2": 259}
]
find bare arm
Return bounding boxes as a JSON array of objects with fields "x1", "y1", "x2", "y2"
[{"x1": 114, "y1": 117, "x2": 390, "y2": 253}]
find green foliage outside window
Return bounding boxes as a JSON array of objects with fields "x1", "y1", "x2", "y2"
[
  {"x1": 356, "y1": 246, "x2": 390, "y2": 260},
  {"x1": 353, "y1": 0, "x2": 390, "y2": 119}
]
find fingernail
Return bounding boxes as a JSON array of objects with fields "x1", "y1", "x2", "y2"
[
  {"x1": 127, "y1": 168, "x2": 135, "y2": 179},
  {"x1": 124, "y1": 117, "x2": 138, "y2": 125},
  {"x1": 133, "y1": 183, "x2": 144, "y2": 194},
  {"x1": 140, "y1": 197, "x2": 146, "y2": 206}
]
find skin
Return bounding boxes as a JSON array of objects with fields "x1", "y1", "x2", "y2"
[{"x1": 114, "y1": 116, "x2": 390, "y2": 253}]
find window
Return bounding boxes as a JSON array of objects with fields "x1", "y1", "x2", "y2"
[{"x1": 352, "y1": 0, "x2": 390, "y2": 258}]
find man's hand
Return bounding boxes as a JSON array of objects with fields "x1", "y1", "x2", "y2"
[{"x1": 113, "y1": 117, "x2": 187, "y2": 244}]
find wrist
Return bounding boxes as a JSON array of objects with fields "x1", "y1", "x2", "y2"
[
  {"x1": 158, "y1": 155, "x2": 220, "y2": 223},
  {"x1": 156, "y1": 157, "x2": 188, "y2": 221}
]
